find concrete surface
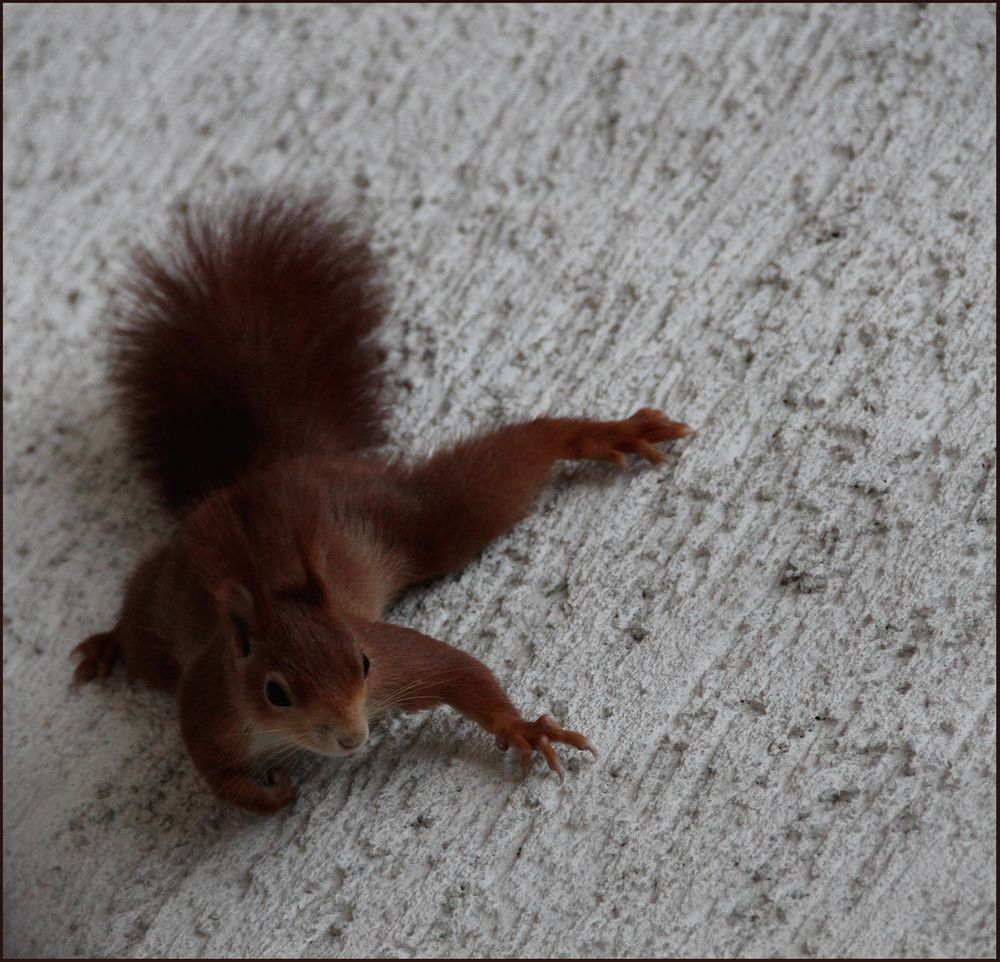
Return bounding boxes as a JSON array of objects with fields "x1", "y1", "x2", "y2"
[{"x1": 3, "y1": 3, "x2": 996, "y2": 958}]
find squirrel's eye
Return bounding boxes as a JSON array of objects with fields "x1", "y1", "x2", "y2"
[
  {"x1": 362, "y1": 653, "x2": 370, "y2": 677},
  {"x1": 265, "y1": 679, "x2": 293, "y2": 708}
]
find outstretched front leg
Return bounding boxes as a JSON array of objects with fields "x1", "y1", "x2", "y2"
[
  {"x1": 390, "y1": 408, "x2": 693, "y2": 583},
  {"x1": 356, "y1": 619, "x2": 595, "y2": 782}
]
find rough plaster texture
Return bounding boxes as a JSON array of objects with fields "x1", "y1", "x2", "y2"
[{"x1": 3, "y1": 3, "x2": 996, "y2": 958}]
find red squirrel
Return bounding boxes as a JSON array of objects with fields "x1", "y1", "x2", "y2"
[{"x1": 71, "y1": 191, "x2": 694, "y2": 814}]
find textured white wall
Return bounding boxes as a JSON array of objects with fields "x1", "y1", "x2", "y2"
[{"x1": 3, "y1": 4, "x2": 996, "y2": 958}]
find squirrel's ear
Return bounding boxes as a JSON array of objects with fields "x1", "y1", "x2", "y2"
[
  {"x1": 230, "y1": 604, "x2": 253, "y2": 660},
  {"x1": 225, "y1": 582, "x2": 255, "y2": 623},
  {"x1": 184, "y1": 492, "x2": 272, "y2": 622},
  {"x1": 219, "y1": 581, "x2": 271, "y2": 659},
  {"x1": 279, "y1": 526, "x2": 331, "y2": 611},
  {"x1": 215, "y1": 579, "x2": 271, "y2": 631},
  {"x1": 300, "y1": 553, "x2": 332, "y2": 611}
]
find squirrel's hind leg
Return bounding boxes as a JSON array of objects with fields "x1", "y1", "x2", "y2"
[
  {"x1": 71, "y1": 630, "x2": 120, "y2": 686},
  {"x1": 388, "y1": 409, "x2": 693, "y2": 583}
]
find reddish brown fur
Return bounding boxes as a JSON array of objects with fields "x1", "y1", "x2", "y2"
[
  {"x1": 74, "y1": 191, "x2": 694, "y2": 813},
  {"x1": 111, "y1": 191, "x2": 388, "y2": 509}
]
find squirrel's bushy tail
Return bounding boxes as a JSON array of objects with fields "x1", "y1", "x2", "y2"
[{"x1": 111, "y1": 191, "x2": 389, "y2": 510}]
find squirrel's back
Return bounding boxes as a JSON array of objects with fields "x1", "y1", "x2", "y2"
[{"x1": 112, "y1": 191, "x2": 388, "y2": 510}]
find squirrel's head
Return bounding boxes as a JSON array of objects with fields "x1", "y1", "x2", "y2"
[
  {"x1": 185, "y1": 492, "x2": 371, "y2": 757},
  {"x1": 223, "y1": 581, "x2": 371, "y2": 758}
]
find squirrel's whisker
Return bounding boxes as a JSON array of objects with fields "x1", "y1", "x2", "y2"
[{"x1": 70, "y1": 189, "x2": 674, "y2": 812}]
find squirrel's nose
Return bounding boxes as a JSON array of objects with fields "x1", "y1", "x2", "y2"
[{"x1": 336, "y1": 718, "x2": 369, "y2": 752}]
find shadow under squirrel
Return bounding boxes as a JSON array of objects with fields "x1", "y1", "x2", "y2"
[{"x1": 72, "y1": 191, "x2": 694, "y2": 814}]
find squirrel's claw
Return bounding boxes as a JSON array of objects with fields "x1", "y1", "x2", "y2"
[
  {"x1": 496, "y1": 713, "x2": 595, "y2": 783},
  {"x1": 536, "y1": 735, "x2": 565, "y2": 783}
]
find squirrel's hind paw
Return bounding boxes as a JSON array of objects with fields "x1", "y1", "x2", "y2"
[
  {"x1": 70, "y1": 631, "x2": 120, "y2": 687},
  {"x1": 572, "y1": 408, "x2": 695, "y2": 467}
]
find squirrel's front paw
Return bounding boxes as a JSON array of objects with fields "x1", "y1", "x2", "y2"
[
  {"x1": 208, "y1": 764, "x2": 298, "y2": 814},
  {"x1": 572, "y1": 408, "x2": 695, "y2": 468},
  {"x1": 494, "y1": 714, "x2": 597, "y2": 783},
  {"x1": 258, "y1": 766, "x2": 298, "y2": 810}
]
